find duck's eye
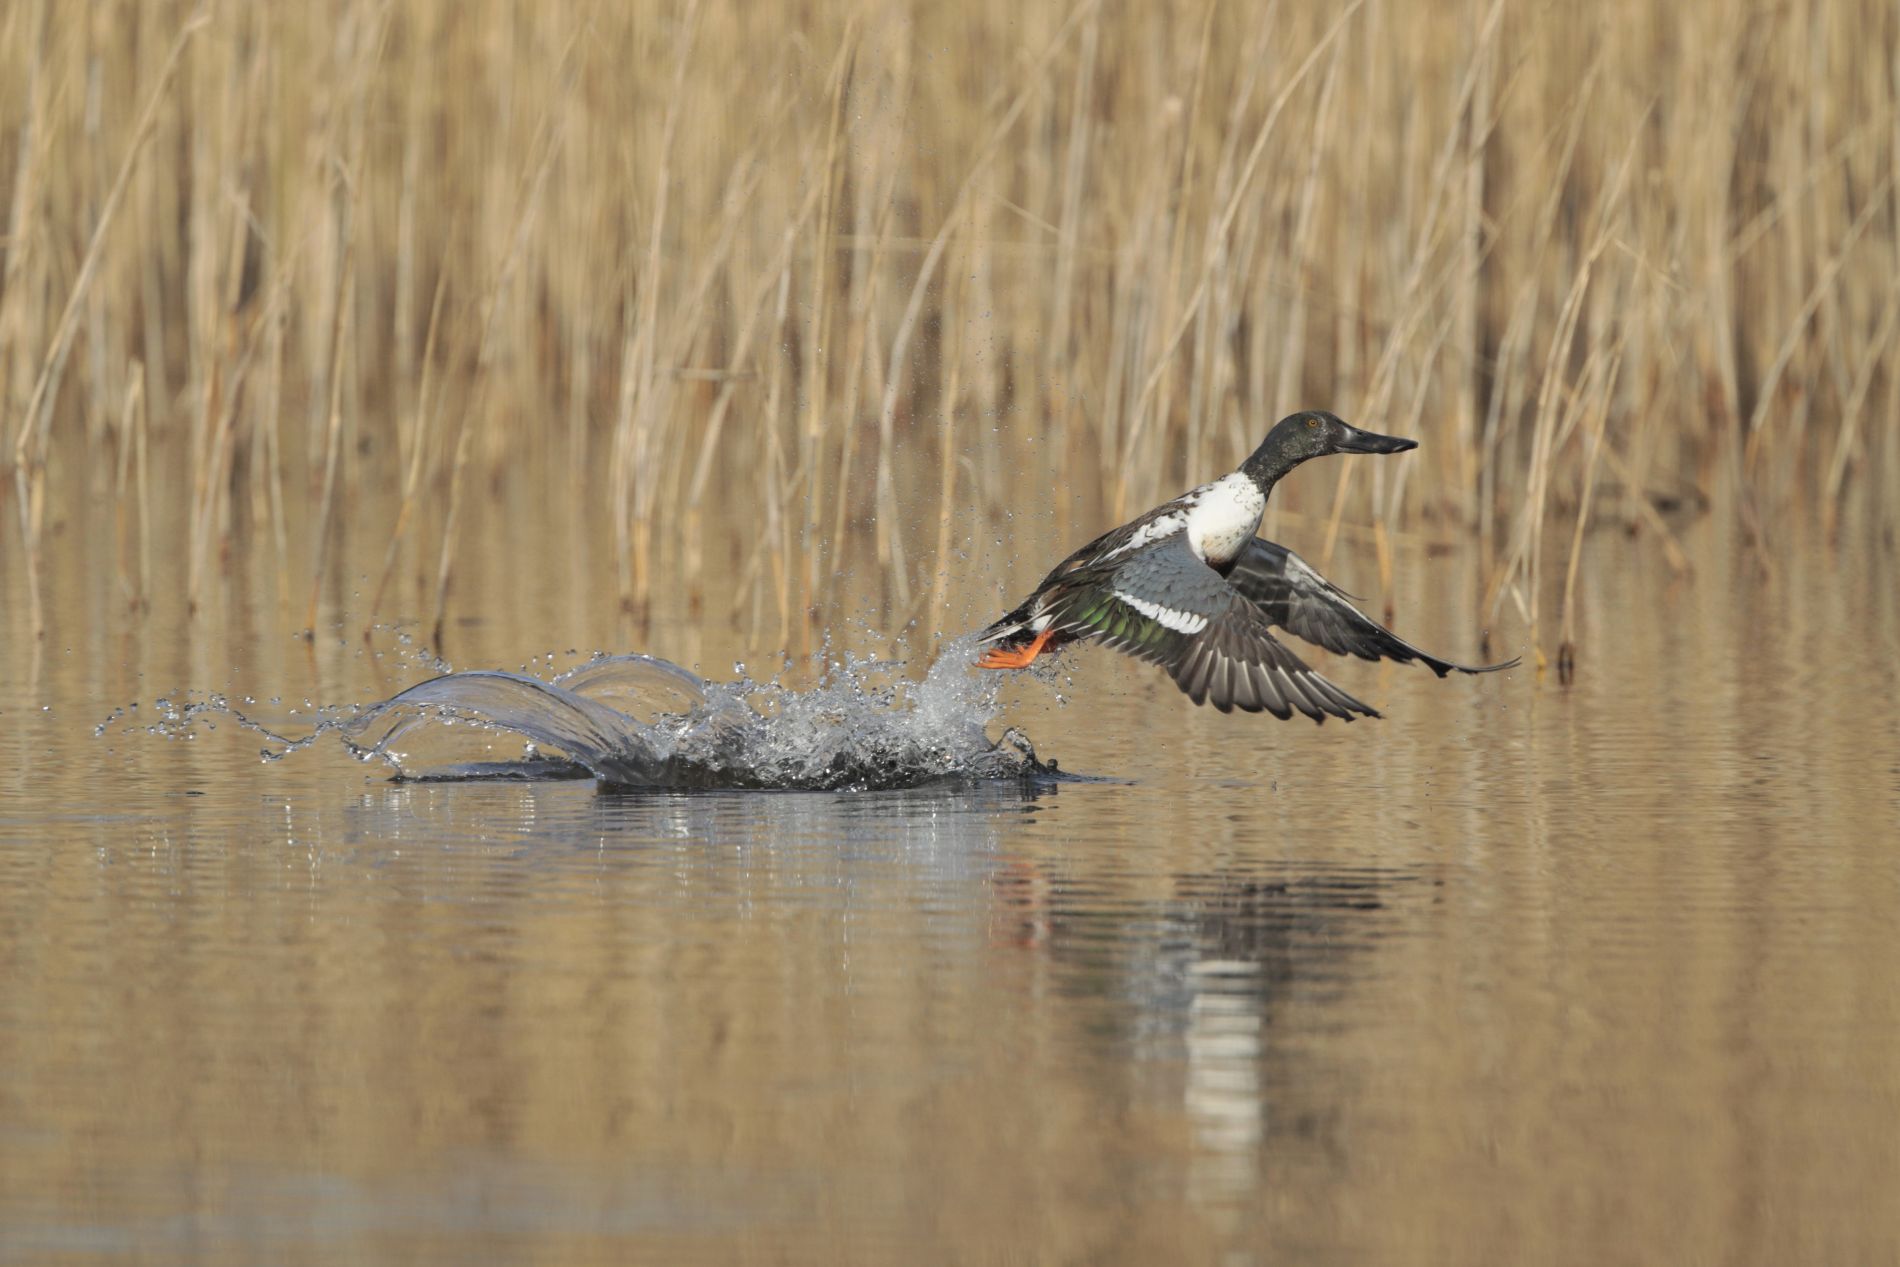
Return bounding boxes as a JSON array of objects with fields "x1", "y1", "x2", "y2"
[{"x1": 1306, "y1": 417, "x2": 1319, "y2": 429}]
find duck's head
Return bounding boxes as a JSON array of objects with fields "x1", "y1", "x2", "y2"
[{"x1": 1242, "y1": 410, "x2": 1417, "y2": 487}]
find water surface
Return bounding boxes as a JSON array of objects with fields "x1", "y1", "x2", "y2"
[{"x1": 3, "y1": 477, "x2": 1897, "y2": 1265}]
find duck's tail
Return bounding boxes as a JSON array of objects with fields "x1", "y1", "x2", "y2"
[
  {"x1": 975, "y1": 603, "x2": 1034, "y2": 646},
  {"x1": 975, "y1": 602, "x2": 1060, "y2": 668}
]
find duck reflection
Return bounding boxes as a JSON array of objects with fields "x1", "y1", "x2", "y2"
[
  {"x1": 992, "y1": 859, "x2": 1418, "y2": 1205},
  {"x1": 332, "y1": 777, "x2": 1410, "y2": 1222}
]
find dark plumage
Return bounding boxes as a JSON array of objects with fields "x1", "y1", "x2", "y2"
[
  {"x1": 1225, "y1": 540, "x2": 1501, "y2": 679},
  {"x1": 975, "y1": 410, "x2": 1516, "y2": 718}
]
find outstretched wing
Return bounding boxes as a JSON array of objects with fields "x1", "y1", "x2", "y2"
[
  {"x1": 1227, "y1": 538, "x2": 1518, "y2": 677},
  {"x1": 1043, "y1": 533, "x2": 1378, "y2": 721}
]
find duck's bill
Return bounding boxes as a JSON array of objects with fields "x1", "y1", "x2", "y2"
[{"x1": 1338, "y1": 426, "x2": 1419, "y2": 454}]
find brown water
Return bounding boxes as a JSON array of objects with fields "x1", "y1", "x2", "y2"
[{"x1": 3, "y1": 470, "x2": 1898, "y2": 1265}]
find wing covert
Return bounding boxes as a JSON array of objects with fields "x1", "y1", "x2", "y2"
[
  {"x1": 1228, "y1": 539, "x2": 1518, "y2": 677},
  {"x1": 1044, "y1": 534, "x2": 1380, "y2": 721}
]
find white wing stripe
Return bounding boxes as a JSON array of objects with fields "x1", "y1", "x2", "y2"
[{"x1": 1114, "y1": 591, "x2": 1210, "y2": 635}]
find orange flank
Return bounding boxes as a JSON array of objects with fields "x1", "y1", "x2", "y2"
[{"x1": 976, "y1": 628, "x2": 1055, "y2": 670}]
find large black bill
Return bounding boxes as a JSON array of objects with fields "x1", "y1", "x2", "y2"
[{"x1": 1338, "y1": 426, "x2": 1419, "y2": 454}]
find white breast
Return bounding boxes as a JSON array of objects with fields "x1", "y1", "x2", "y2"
[{"x1": 1182, "y1": 473, "x2": 1265, "y2": 564}]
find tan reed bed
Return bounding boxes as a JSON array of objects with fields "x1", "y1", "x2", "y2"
[{"x1": 1, "y1": 0, "x2": 1895, "y2": 676}]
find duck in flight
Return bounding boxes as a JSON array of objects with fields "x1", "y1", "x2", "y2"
[{"x1": 974, "y1": 410, "x2": 1516, "y2": 719}]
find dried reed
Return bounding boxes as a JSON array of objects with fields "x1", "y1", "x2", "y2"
[{"x1": 0, "y1": 0, "x2": 1893, "y2": 675}]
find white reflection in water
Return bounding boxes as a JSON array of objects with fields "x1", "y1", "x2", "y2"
[
  {"x1": 1184, "y1": 960, "x2": 1267, "y2": 1202},
  {"x1": 1030, "y1": 866, "x2": 1412, "y2": 1217}
]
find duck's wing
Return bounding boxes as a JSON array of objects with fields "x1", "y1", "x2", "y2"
[
  {"x1": 1032, "y1": 494, "x2": 1198, "y2": 585},
  {"x1": 1227, "y1": 538, "x2": 1518, "y2": 677},
  {"x1": 1043, "y1": 533, "x2": 1378, "y2": 721},
  {"x1": 980, "y1": 494, "x2": 1206, "y2": 645}
]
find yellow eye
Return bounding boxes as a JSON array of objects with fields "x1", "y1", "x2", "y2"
[{"x1": 1306, "y1": 417, "x2": 1319, "y2": 429}]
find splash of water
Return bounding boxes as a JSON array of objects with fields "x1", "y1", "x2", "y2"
[{"x1": 129, "y1": 637, "x2": 1067, "y2": 792}]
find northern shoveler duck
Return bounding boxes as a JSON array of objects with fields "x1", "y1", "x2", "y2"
[{"x1": 974, "y1": 410, "x2": 1516, "y2": 719}]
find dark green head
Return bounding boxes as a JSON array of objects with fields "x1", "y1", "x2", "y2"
[{"x1": 1240, "y1": 410, "x2": 1417, "y2": 490}]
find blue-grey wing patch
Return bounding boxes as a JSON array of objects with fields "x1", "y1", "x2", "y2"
[
  {"x1": 1046, "y1": 533, "x2": 1378, "y2": 721},
  {"x1": 1228, "y1": 539, "x2": 1519, "y2": 676}
]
